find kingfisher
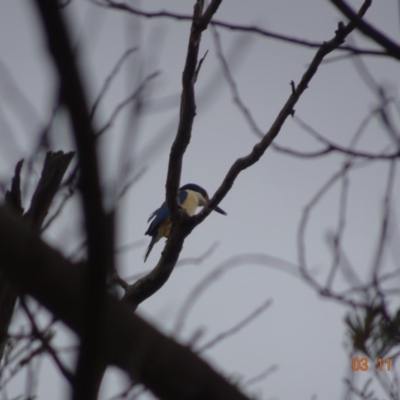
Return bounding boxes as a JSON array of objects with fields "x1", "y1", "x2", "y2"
[{"x1": 144, "y1": 183, "x2": 227, "y2": 262}]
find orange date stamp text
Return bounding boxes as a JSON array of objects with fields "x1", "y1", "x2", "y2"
[{"x1": 351, "y1": 357, "x2": 391, "y2": 372}]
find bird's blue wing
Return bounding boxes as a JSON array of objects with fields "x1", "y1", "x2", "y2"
[
  {"x1": 147, "y1": 208, "x2": 159, "y2": 223},
  {"x1": 145, "y1": 191, "x2": 188, "y2": 236},
  {"x1": 145, "y1": 201, "x2": 168, "y2": 236}
]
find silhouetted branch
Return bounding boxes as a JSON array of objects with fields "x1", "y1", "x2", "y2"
[
  {"x1": 0, "y1": 206, "x2": 251, "y2": 400},
  {"x1": 198, "y1": 298, "x2": 273, "y2": 352},
  {"x1": 122, "y1": 0, "x2": 372, "y2": 312},
  {"x1": 0, "y1": 151, "x2": 74, "y2": 364},
  {"x1": 211, "y1": 24, "x2": 264, "y2": 138},
  {"x1": 115, "y1": 166, "x2": 148, "y2": 204},
  {"x1": 272, "y1": 106, "x2": 387, "y2": 159},
  {"x1": 372, "y1": 160, "x2": 396, "y2": 284},
  {"x1": 165, "y1": 0, "x2": 220, "y2": 218},
  {"x1": 0, "y1": 277, "x2": 18, "y2": 363},
  {"x1": 24, "y1": 151, "x2": 75, "y2": 228},
  {"x1": 243, "y1": 365, "x2": 279, "y2": 387},
  {"x1": 329, "y1": 0, "x2": 400, "y2": 60},
  {"x1": 41, "y1": 183, "x2": 75, "y2": 232},
  {"x1": 121, "y1": 242, "x2": 219, "y2": 286},
  {"x1": 329, "y1": 177, "x2": 349, "y2": 289},
  {"x1": 32, "y1": 1, "x2": 111, "y2": 399},
  {"x1": 20, "y1": 297, "x2": 74, "y2": 384},
  {"x1": 90, "y1": 47, "x2": 138, "y2": 121},
  {"x1": 94, "y1": 0, "x2": 386, "y2": 58},
  {"x1": 272, "y1": 144, "x2": 334, "y2": 158},
  {"x1": 297, "y1": 160, "x2": 371, "y2": 308},
  {"x1": 174, "y1": 254, "x2": 299, "y2": 336},
  {"x1": 292, "y1": 115, "x2": 400, "y2": 160},
  {"x1": 96, "y1": 71, "x2": 159, "y2": 137},
  {"x1": 122, "y1": 0, "x2": 224, "y2": 311},
  {"x1": 5, "y1": 159, "x2": 24, "y2": 214},
  {"x1": 0, "y1": 339, "x2": 47, "y2": 393},
  {"x1": 195, "y1": 1, "x2": 372, "y2": 226}
]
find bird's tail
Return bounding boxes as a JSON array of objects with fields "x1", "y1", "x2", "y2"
[{"x1": 144, "y1": 236, "x2": 156, "y2": 262}]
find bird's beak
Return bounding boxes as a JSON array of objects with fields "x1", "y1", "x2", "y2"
[
  {"x1": 204, "y1": 194, "x2": 227, "y2": 215},
  {"x1": 213, "y1": 204, "x2": 227, "y2": 216}
]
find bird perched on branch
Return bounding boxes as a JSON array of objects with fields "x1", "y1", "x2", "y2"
[{"x1": 144, "y1": 183, "x2": 227, "y2": 262}]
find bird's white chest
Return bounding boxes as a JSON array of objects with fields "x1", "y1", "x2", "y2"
[{"x1": 181, "y1": 190, "x2": 202, "y2": 216}]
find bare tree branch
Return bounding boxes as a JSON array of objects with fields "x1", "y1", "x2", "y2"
[
  {"x1": 32, "y1": 1, "x2": 111, "y2": 398},
  {"x1": 0, "y1": 206, "x2": 251, "y2": 400},
  {"x1": 93, "y1": 0, "x2": 387, "y2": 58},
  {"x1": 174, "y1": 254, "x2": 299, "y2": 336},
  {"x1": 198, "y1": 299, "x2": 273, "y2": 352},
  {"x1": 20, "y1": 297, "x2": 74, "y2": 384},
  {"x1": 0, "y1": 151, "x2": 74, "y2": 364},
  {"x1": 90, "y1": 47, "x2": 138, "y2": 121},
  {"x1": 165, "y1": 0, "x2": 220, "y2": 218},
  {"x1": 96, "y1": 71, "x2": 159, "y2": 137},
  {"x1": 211, "y1": 24, "x2": 264, "y2": 138},
  {"x1": 24, "y1": 151, "x2": 75, "y2": 228},
  {"x1": 122, "y1": 0, "x2": 372, "y2": 312},
  {"x1": 329, "y1": 0, "x2": 400, "y2": 60},
  {"x1": 292, "y1": 115, "x2": 400, "y2": 160},
  {"x1": 121, "y1": 0, "x2": 224, "y2": 311},
  {"x1": 5, "y1": 159, "x2": 24, "y2": 215},
  {"x1": 372, "y1": 160, "x2": 396, "y2": 284},
  {"x1": 243, "y1": 365, "x2": 279, "y2": 387},
  {"x1": 195, "y1": 1, "x2": 372, "y2": 226}
]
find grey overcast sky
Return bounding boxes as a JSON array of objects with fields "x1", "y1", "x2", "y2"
[{"x1": 0, "y1": 1, "x2": 399, "y2": 399}]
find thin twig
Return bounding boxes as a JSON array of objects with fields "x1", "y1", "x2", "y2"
[
  {"x1": 93, "y1": 1, "x2": 387, "y2": 58},
  {"x1": 96, "y1": 71, "x2": 159, "y2": 137},
  {"x1": 211, "y1": 24, "x2": 264, "y2": 138},
  {"x1": 90, "y1": 47, "x2": 138, "y2": 120},
  {"x1": 243, "y1": 365, "x2": 279, "y2": 387},
  {"x1": 20, "y1": 298, "x2": 74, "y2": 384},
  {"x1": 198, "y1": 299, "x2": 273, "y2": 352},
  {"x1": 174, "y1": 254, "x2": 299, "y2": 336}
]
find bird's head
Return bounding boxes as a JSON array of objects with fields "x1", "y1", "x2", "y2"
[{"x1": 179, "y1": 183, "x2": 227, "y2": 215}]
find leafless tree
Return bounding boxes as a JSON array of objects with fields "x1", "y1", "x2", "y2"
[{"x1": 0, "y1": 0, "x2": 398, "y2": 399}]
